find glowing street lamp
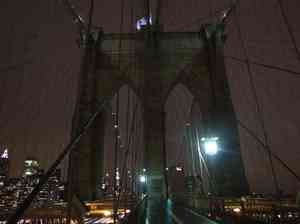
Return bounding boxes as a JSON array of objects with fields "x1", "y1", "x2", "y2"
[{"x1": 201, "y1": 137, "x2": 219, "y2": 156}]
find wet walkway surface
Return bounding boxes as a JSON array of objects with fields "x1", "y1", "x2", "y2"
[
  {"x1": 167, "y1": 201, "x2": 217, "y2": 224},
  {"x1": 142, "y1": 198, "x2": 218, "y2": 224}
]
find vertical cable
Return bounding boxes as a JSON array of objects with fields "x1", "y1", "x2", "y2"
[
  {"x1": 113, "y1": 93, "x2": 120, "y2": 224},
  {"x1": 113, "y1": 0, "x2": 126, "y2": 221},
  {"x1": 162, "y1": 111, "x2": 169, "y2": 198}
]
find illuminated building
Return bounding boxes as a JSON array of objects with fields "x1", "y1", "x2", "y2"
[
  {"x1": 23, "y1": 158, "x2": 40, "y2": 177},
  {"x1": 0, "y1": 149, "x2": 9, "y2": 189},
  {"x1": 0, "y1": 159, "x2": 65, "y2": 218},
  {"x1": 0, "y1": 149, "x2": 9, "y2": 176}
]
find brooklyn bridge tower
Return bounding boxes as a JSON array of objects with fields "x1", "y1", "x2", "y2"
[{"x1": 68, "y1": 1, "x2": 249, "y2": 204}]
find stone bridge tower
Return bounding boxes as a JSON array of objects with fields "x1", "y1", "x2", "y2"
[{"x1": 69, "y1": 22, "x2": 249, "y2": 205}]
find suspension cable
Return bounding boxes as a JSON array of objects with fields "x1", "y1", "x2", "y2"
[
  {"x1": 132, "y1": 105, "x2": 142, "y2": 199},
  {"x1": 117, "y1": 100, "x2": 139, "y2": 207},
  {"x1": 276, "y1": 0, "x2": 300, "y2": 62},
  {"x1": 7, "y1": 99, "x2": 108, "y2": 224},
  {"x1": 238, "y1": 119, "x2": 300, "y2": 184},
  {"x1": 113, "y1": 92, "x2": 120, "y2": 224},
  {"x1": 225, "y1": 55, "x2": 300, "y2": 77},
  {"x1": 232, "y1": 3, "x2": 280, "y2": 196},
  {"x1": 172, "y1": 89, "x2": 189, "y2": 166},
  {"x1": 113, "y1": 0, "x2": 126, "y2": 220}
]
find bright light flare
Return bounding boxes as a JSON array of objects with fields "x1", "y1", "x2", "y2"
[
  {"x1": 103, "y1": 210, "x2": 112, "y2": 217},
  {"x1": 139, "y1": 175, "x2": 146, "y2": 183},
  {"x1": 233, "y1": 208, "x2": 241, "y2": 213},
  {"x1": 201, "y1": 137, "x2": 219, "y2": 155},
  {"x1": 176, "y1": 166, "x2": 183, "y2": 172}
]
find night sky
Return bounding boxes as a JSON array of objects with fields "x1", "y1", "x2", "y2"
[{"x1": 0, "y1": 0, "x2": 300, "y2": 194}]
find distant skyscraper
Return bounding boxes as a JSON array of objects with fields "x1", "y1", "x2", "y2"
[{"x1": 0, "y1": 149, "x2": 9, "y2": 182}]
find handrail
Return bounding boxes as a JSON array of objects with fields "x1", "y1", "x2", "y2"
[{"x1": 7, "y1": 99, "x2": 108, "y2": 224}]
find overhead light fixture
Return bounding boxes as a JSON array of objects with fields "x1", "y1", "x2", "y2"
[
  {"x1": 139, "y1": 175, "x2": 146, "y2": 183},
  {"x1": 201, "y1": 137, "x2": 219, "y2": 156}
]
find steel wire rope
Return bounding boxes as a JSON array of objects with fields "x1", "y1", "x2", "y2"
[
  {"x1": 187, "y1": 101, "x2": 214, "y2": 193},
  {"x1": 276, "y1": 0, "x2": 300, "y2": 62},
  {"x1": 168, "y1": 0, "x2": 300, "y2": 194},
  {"x1": 129, "y1": 94, "x2": 138, "y2": 199},
  {"x1": 122, "y1": 86, "x2": 131, "y2": 207},
  {"x1": 7, "y1": 99, "x2": 108, "y2": 224},
  {"x1": 113, "y1": 91, "x2": 120, "y2": 224},
  {"x1": 232, "y1": 1, "x2": 280, "y2": 196},
  {"x1": 126, "y1": 0, "x2": 140, "y2": 202},
  {"x1": 130, "y1": 99, "x2": 140, "y2": 197},
  {"x1": 183, "y1": 89, "x2": 198, "y2": 178},
  {"x1": 113, "y1": 0, "x2": 127, "y2": 221},
  {"x1": 188, "y1": 121, "x2": 198, "y2": 182},
  {"x1": 179, "y1": 98, "x2": 194, "y2": 177},
  {"x1": 122, "y1": 0, "x2": 136, "y2": 206},
  {"x1": 116, "y1": 98, "x2": 139, "y2": 210},
  {"x1": 186, "y1": 109, "x2": 197, "y2": 179},
  {"x1": 129, "y1": 8, "x2": 140, "y2": 202},
  {"x1": 220, "y1": 0, "x2": 300, "y2": 195},
  {"x1": 190, "y1": 113, "x2": 211, "y2": 194},
  {"x1": 171, "y1": 87, "x2": 189, "y2": 168},
  {"x1": 116, "y1": 90, "x2": 141, "y2": 202},
  {"x1": 133, "y1": 113, "x2": 143, "y2": 197},
  {"x1": 237, "y1": 118, "x2": 300, "y2": 184},
  {"x1": 188, "y1": 103, "x2": 203, "y2": 178},
  {"x1": 121, "y1": 105, "x2": 140, "y2": 198},
  {"x1": 225, "y1": 55, "x2": 300, "y2": 78},
  {"x1": 129, "y1": 97, "x2": 142, "y2": 201},
  {"x1": 177, "y1": 84, "x2": 196, "y2": 177},
  {"x1": 125, "y1": 87, "x2": 131, "y2": 164},
  {"x1": 214, "y1": 60, "x2": 300, "y2": 189},
  {"x1": 194, "y1": 122, "x2": 212, "y2": 194},
  {"x1": 222, "y1": 0, "x2": 300, "y2": 77}
]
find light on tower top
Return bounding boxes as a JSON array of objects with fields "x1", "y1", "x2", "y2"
[{"x1": 136, "y1": 15, "x2": 152, "y2": 31}]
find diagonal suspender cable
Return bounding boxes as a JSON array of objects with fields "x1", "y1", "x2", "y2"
[
  {"x1": 225, "y1": 55, "x2": 300, "y2": 77},
  {"x1": 232, "y1": 2, "x2": 280, "y2": 196},
  {"x1": 7, "y1": 99, "x2": 108, "y2": 224},
  {"x1": 238, "y1": 119, "x2": 300, "y2": 183},
  {"x1": 276, "y1": 0, "x2": 300, "y2": 62}
]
